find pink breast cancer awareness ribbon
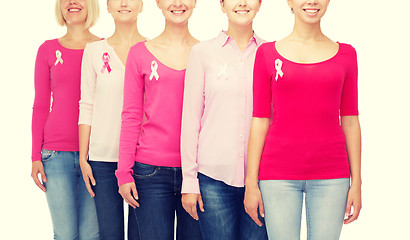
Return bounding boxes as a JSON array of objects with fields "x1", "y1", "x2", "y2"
[
  {"x1": 149, "y1": 60, "x2": 159, "y2": 81},
  {"x1": 275, "y1": 59, "x2": 284, "y2": 81},
  {"x1": 101, "y1": 52, "x2": 112, "y2": 73},
  {"x1": 54, "y1": 50, "x2": 63, "y2": 66}
]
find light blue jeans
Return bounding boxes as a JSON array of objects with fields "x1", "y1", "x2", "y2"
[
  {"x1": 259, "y1": 178, "x2": 350, "y2": 240},
  {"x1": 42, "y1": 150, "x2": 99, "y2": 240}
]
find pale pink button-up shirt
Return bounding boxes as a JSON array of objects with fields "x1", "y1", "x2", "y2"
[{"x1": 181, "y1": 31, "x2": 265, "y2": 194}]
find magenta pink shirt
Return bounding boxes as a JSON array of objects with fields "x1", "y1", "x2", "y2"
[
  {"x1": 32, "y1": 39, "x2": 83, "y2": 161},
  {"x1": 253, "y1": 42, "x2": 358, "y2": 180},
  {"x1": 181, "y1": 32, "x2": 264, "y2": 194},
  {"x1": 116, "y1": 42, "x2": 186, "y2": 186}
]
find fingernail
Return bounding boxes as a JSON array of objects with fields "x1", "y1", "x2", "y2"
[
  {"x1": 261, "y1": 214, "x2": 265, "y2": 217},
  {"x1": 345, "y1": 213, "x2": 349, "y2": 217}
]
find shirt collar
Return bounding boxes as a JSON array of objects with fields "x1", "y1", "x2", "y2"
[{"x1": 216, "y1": 30, "x2": 263, "y2": 48}]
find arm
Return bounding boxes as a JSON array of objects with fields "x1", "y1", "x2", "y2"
[
  {"x1": 116, "y1": 46, "x2": 144, "y2": 208},
  {"x1": 342, "y1": 116, "x2": 362, "y2": 224},
  {"x1": 244, "y1": 117, "x2": 270, "y2": 226},
  {"x1": 180, "y1": 47, "x2": 205, "y2": 220},
  {"x1": 78, "y1": 45, "x2": 97, "y2": 197},
  {"x1": 31, "y1": 43, "x2": 50, "y2": 192},
  {"x1": 340, "y1": 46, "x2": 362, "y2": 224},
  {"x1": 244, "y1": 44, "x2": 272, "y2": 226}
]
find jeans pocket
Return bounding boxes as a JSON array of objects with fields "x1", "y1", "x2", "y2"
[
  {"x1": 132, "y1": 162, "x2": 158, "y2": 179},
  {"x1": 41, "y1": 149, "x2": 58, "y2": 162}
]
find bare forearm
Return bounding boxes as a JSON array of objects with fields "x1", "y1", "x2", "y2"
[
  {"x1": 246, "y1": 117, "x2": 270, "y2": 188},
  {"x1": 79, "y1": 124, "x2": 91, "y2": 163},
  {"x1": 341, "y1": 116, "x2": 362, "y2": 186}
]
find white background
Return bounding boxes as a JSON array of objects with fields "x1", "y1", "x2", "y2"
[{"x1": 0, "y1": 0, "x2": 409, "y2": 239}]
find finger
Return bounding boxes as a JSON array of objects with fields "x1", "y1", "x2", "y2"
[
  {"x1": 39, "y1": 168, "x2": 47, "y2": 183},
  {"x1": 32, "y1": 174, "x2": 46, "y2": 192},
  {"x1": 259, "y1": 200, "x2": 265, "y2": 218},
  {"x1": 249, "y1": 208, "x2": 263, "y2": 227},
  {"x1": 124, "y1": 193, "x2": 137, "y2": 209},
  {"x1": 345, "y1": 199, "x2": 352, "y2": 217},
  {"x1": 198, "y1": 195, "x2": 205, "y2": 212},
  {"x1": 83, "y1": 176, "x2": 95, "y2": 197},
  {"x1": 347, "y1": 203, "x2": 361, "y2": 224},
  {"x1": 190, "y1": 205, "x2": 199, "y2": 220},
  {"x1": 130, "y1": 185, "x2": 140, "y2": 207}
]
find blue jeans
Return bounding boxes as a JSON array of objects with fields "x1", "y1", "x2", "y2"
[
  {"x1": 89, "y1": 161, "x2": 139, "y2": 240},
  {"x1": 130, "y1": 162, "x2": 203, "y2": 240},
  {"x1": 197, "y1": 173, "x2": 268, "y2": 240},
  {"x1": 42, "y1": 150, "x2": 99, "y2": 240},
  {"x1": 259, "y1": 178, "x2": 350, "y2": 240}
]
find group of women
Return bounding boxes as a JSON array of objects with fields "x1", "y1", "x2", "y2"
[{"x1": 31, "y1": 0, "x2": 362, "y2": 240}]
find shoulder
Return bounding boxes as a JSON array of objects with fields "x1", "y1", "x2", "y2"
[
  {"x1": 337, "y1": 42, "x2": 357, "y2": 57},
  {"x1": 129, "y1": 41, "x2": 147, "y2": 57},
  {"x1": 256, "y1": 41, "x2": 275, "y2": 56},
  {"x1": 83, "y1": 40, "x2": 106, "y2": 55},
  {"x1": 37, "y1": 39, "x2": 59, "y2": 52}
]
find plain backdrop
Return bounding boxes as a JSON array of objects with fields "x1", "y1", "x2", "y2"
[{"x1": 0, "y1": 0, "x2": 409, "y2": 239}]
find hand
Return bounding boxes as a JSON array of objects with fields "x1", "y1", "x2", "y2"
[
  {"x1": 31, "y1": 161, "x2": 47, "y2": 192},
  {"x1": 344, "y1": 184, "x2": 362, "y2": 224},
  {"x1": 182, "y1": 193, "x2": 204, "y2": 220},
  {"x1": 79, "y1": 160, "x2": 96, "y2": 197},
  {"x1": 119, "y1": 182, "x2": 139, "y2": 208},
  {"x1": 244, "y1": 185, "x2": 265, "y2": 227}
]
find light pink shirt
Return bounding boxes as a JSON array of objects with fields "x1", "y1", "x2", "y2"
[{"x1": 181, "y1": 32, "x2": 265, "y2": 194}]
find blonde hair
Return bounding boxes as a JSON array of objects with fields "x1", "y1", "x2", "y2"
[{"x1": 55, "y1": 0, "x2": 99, "y2": 29}]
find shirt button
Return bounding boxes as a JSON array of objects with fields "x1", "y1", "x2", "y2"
[
  {"x1": 240, "y1": 154, "x2": 243, "y2": 158},
  {"x1": 240, "y1": 135, "x2": 243, "y2": 138}
]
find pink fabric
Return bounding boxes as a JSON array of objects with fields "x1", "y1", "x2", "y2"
[
  {"x1": 116, "y1": 42, "x2": 186, "y2": 186},
  {"x1": 253, "y1": 42, "x2": 358, "y2": 180},
  {"x1": 181, "y1": 32, "x2": 265, "y2": 194},
  {"x1": 32, "y1": 39, "x2": 83, "y2": 161}
]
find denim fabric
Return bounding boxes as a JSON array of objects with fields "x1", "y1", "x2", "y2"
[
  {"x1": 259, "y1": 178, "x2": 350, "y2": 240},
  {"x1": 89, "y1": 161, "x2": 139, "y2": 240},
  {"x1": 130, "y1": 162, "x2": 203, "y2": 240},
  {"x1": 42, "y1": 149, "x2": 99, "y2": 240},
  {"x1": 197, "y1": 173, "x2": 268, "y2": 240}
]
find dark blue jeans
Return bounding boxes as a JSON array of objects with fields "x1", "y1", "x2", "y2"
[
  {"x1": 90, "y1": 161, "x2": 139, "y2": 240},
  {"x1": 198, "y1": 173, "x2": 268, "y2": 240},
  {"x1": 130, "y1": 162, "x2": 203, "y2": 240}
]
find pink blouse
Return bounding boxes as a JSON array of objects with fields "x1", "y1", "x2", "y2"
[{"x1": 253, "y1": 42, "x2": 359, "y2": 180}]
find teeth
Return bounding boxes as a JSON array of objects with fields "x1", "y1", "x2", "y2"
[
  {"x1": 172, "y1": 10, "x2": 184, "y2": 14},
  {"x1": 304, "y1": 9, "x2": 319, "y2": 13},
  {"x1": 235, "y1": 10, "x2": 249, "y2": 14},
  {"x1": 68, "y1": 8, "x2": 80, "y2": 12}
]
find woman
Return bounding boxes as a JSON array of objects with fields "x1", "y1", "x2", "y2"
[
  {"x1": 180, "y1": 0, "x2": 268, "y2": 239},
  {"x1": 78, "y1": 0, "x2": 145, "y2": 239},
  {"x1": 31, "y1": 0, "x2": 100, "y2": 239},
  {"x1": 115, "y1": 0, "x2": 203, "y2": 239},
  {"x1": 244, "y1": 0, "x2": 362, "y2": 239}
]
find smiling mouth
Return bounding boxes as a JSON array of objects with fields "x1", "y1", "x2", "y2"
[
  {"x1": 303, "y1": 9, "x2": 319, "y2": 13},
  {"x1": 68, "y1": 8, "x2": 81, "y2": 12},
  {"x1": 235, "y1": 10, "x2": 250, "y2": 14},
  {"x1": 118, "y1": 10, "x2": 131, "y2": 14},
  {"x1": 171, "y1": 10, "x2": 186, "y2": 14}
]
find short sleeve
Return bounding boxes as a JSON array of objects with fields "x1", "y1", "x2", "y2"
[
  {"x1": 252, "y1": 43, "x2": 272, "y2": 118},
  {"x1": 340, "y1": 45, "x2": 359, "y2": 116}
]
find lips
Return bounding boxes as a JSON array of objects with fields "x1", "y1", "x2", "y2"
[
  {"x1": 118, "y1": 10, "x2": 131, "y2": 14},
  {"x1": 171, "y1": 10, "x2": 186, "y2": 14},
  {"x1": 68, "y1": 8, "x2": 81, "y2": 12},
  {"x1": 303, "y1": 9, "x2": 320, "y2": 15},
  {"x1": 234, "y1": 10, "x2": 250, "y2": 14}
]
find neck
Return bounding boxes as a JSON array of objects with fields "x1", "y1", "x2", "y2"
[
  {"x1": 158, "y1": 21, "x2": 193, "y2": 46},
  {"x1": 290, "y1": 19, "x2": 325, "y2": 42},
  {"x1": 65, "y1": 24, "x2": 92, "y2": 41},
  {"x1": 226, "y1": 22, "x2": 255, "y2": 49},
  {"x1": 109, "y1": 21, "x2": 144, "y2": 45}
]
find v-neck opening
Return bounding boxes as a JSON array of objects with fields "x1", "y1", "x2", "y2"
[{"x1": 143, "y1": 42, "x2": 186, "y2": 72}]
